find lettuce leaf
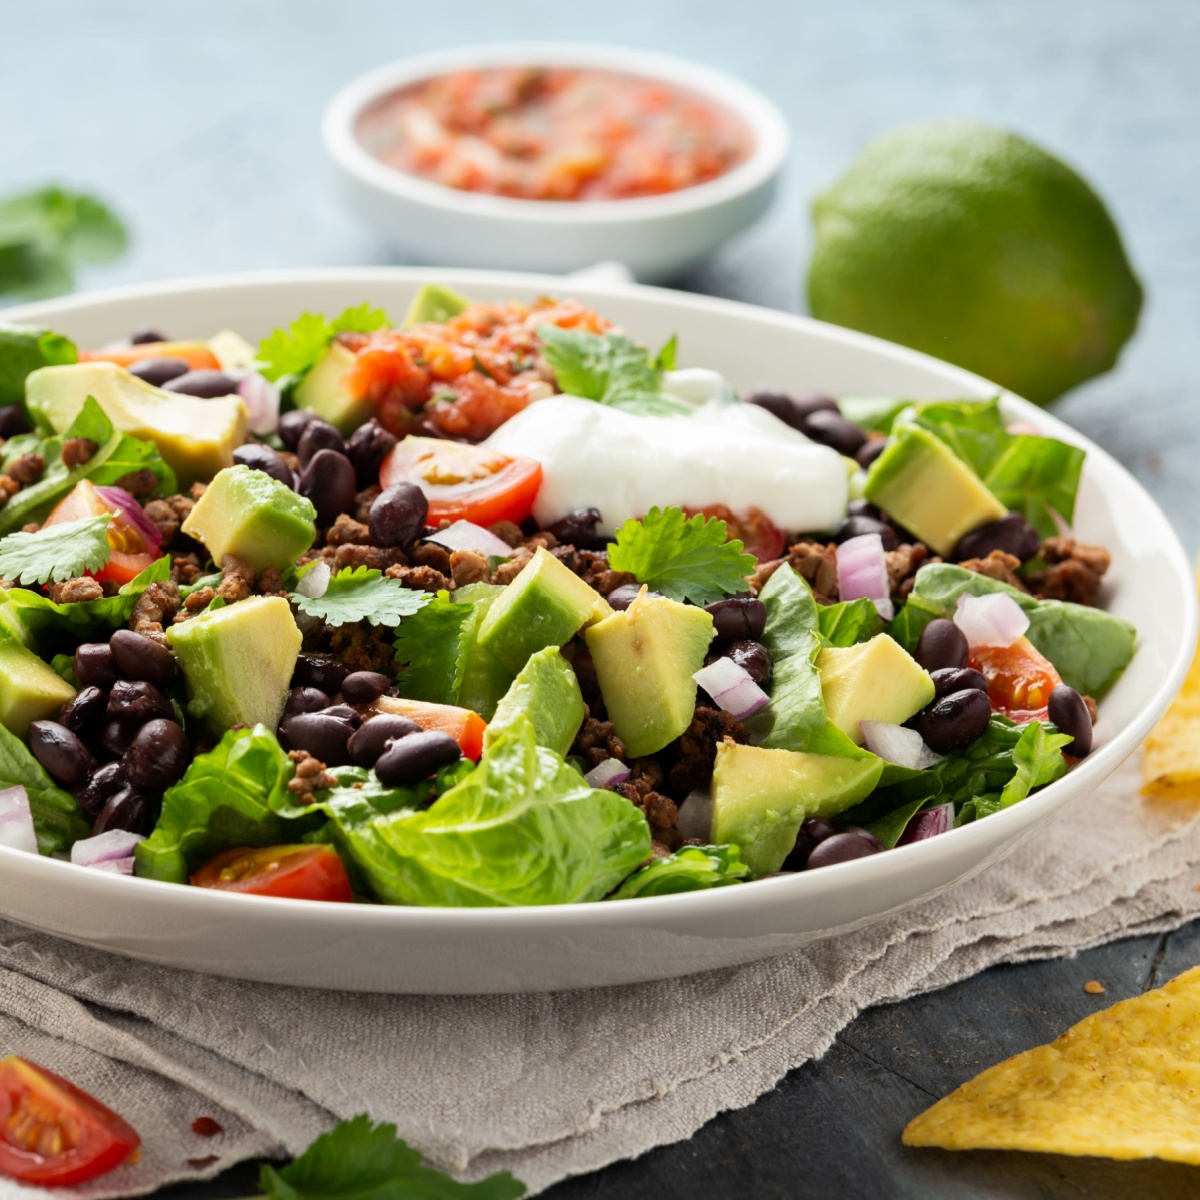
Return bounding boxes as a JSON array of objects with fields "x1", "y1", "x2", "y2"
[
  {"x1": 610, "y1": 844, "x2": 749, "y2": 899},
  {"x1": 0, "y1": 721, "x2": 88, "y2": 854},
  {"x1": 818, "y1": 597, "x2": 883, "y2": 647},
  {"x1": 0, "y1": 322, "x2": 76, "y2": 406}
]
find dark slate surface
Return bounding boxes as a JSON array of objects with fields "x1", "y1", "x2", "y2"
[{"x1": 4, "y1": 2, "x2": 1200, "y2": 1196}]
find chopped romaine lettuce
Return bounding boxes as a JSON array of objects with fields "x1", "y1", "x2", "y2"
[
  {"x1": 818, "y1": 597, "x2": 884, "y2": 647},
  {"x1": 0, "y1": 322, "x2": 76, "y2": 406},
  {"x1": 610, "y1": 844, "x2": 749, "y2": 899}
]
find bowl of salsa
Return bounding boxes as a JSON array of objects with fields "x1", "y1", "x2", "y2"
[{"x1": 323, "y1": 43, "x2": 790, "y2": 280}]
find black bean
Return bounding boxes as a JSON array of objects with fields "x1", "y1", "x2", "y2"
[
  {"x1": 74, "y1": 761, "x2": 126, "y2": 819},
  {"x1": 297, "y1": 418, "x2": 346, "y2": 467},
  {"x1": 124, "y1": 719, "x2": 189, "y2": 790},
  {"x1": 1048, "y1": 685, "x2": 1093, "y2": 757},
  {"x1": 833, "y1": 514, "x2": 899, "y2": 552},
  {"x1": 914, "y1": 618, "x2": 970, "y2": 673},
  {"x1": 341, "y1": 671, "x2": 391, "y2": 704},
  {"x1": 58, "y1": 686, "x2": 107, "y2": 735},
  {"x1": 374, "y1": 729, "x2": 461, "y2": 787},
  {"x1": 283, "y1": 687, "x2": 331, "y2": 719},
  {"x1": 716, "y1": 640, "x2": 773, "y2": 688},
  {"x1": 162, "y1": 369, "x2": 240, "y2": 399},
  {"x1": 97, "y1": 720, "x2": 137, "y2": 761},
  {"x1": 27, "y1": 720, "x2": 92, "y2": 787},
  {"x1": 930, "y1": 666, "x2": 989, "y2": 698},
  {"x1": 805, "y1": 828, "x2": 884, "y2": 870},
  {"x1": 74, "y1": 642, "x2": 120, "y2": 691},
  {"x1": 106, "y1": 679, "x2": 173, "y2": 726},
  {"x1": 607, "y1": 583, "x2": 659, "y2": 611},
  {"x1": 544, "y1": 507, "x2": 603, "y2": 549},
  {"x1": 705, "y1": 597, "x2": 767, "y2": 643},
  {"x1": 781, "y1": 816, "x2": 839, "y2": 871},
  {"x1": 280, "y1": 713, "x2": 354, "y2": 765},
  {"x1": 92, "y1": 787, "x2": 153, "y2": 837},
  {"x1": 802, "y1": 409, "x2": 869, "y2": 458},
  {"x1": 233, "y1": 442, "x2": 295, "y2": 488},
  {"x1": 297, "y1": 449, "x2": 356, "y2": 527},
  {"x1": 322, "y1": 704, "x2": 361, "y2": 725},
  {"x1": 347, "y1": 714, "x2": 422, "y2": 768},
  {"x1": 278, "y1": 408, "x2": 317, "y2": 451},
  {"x1": 745, "y1": 391, "x2": 839, "y2": 433},
  {"x1": 0, "y1": 405, "x2": 32, "y2": 439},
  {"x1": 292, "y1": 655, "x2": 351, "y2": 694},
  {"x1": 953, "y1": 512, "x2": 1042, "y2": 563},
  {"x1": 346, "y1": 419, "x2": 398, "y2": 488},
  {"x1": 913, "y1": 689, "x2": 992, "y2": 754},
  {"x1": 856, "y1": 439, "x2": 887, "y2": 470},
  {"x1": 128, "y1": 356, "x2": 190, "y2": 388},
  {"x1": 369, "y1": 483, "x2": 428, "y2": 547},
  {"x1": 109, "y1": 628, "x2": 177, "y2": 690},
  {"x1": 129, "y1": 325, "x2": 168, "y2": 344}
]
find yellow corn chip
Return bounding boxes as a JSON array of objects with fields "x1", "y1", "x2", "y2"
[{"x1": 903, "y1": 964, "x2": 1200, "y2": 1162}]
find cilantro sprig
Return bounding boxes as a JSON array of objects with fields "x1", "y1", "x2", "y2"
[
  {"x1": 290, "y1": 567, "x2": 431, "y2": 627},
  {"x1": 606, "y1": 506, "x2": 757, "y2": 605},
  {"x1": 0, "y1": 514, "x2": 112, "y2": 586},
  {"x1": 257, "y1": 303, "x2": 390, "y2": 383}
]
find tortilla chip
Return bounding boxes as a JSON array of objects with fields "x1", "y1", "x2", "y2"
[{"x1": 903, "y1": 964, "x2": 1200, "y2": 1162}]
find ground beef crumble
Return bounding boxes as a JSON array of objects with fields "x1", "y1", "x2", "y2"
[
  {"x1": 670, "y1": 709, "x2": 749, "y2": 796},
  {"x1": 0, "y1": 476, "x2": 20, "y2": 508},
  {"x1": 571, "y1": 710, "x2": 627, "y2": 766},
  {"x1": 384, "y1": 562, "x2": 451, "y2": 592},
  {"x1": 286, "y1": 750, "x2": 337, "y2": 802},
  {"x1": 450, "y1": 549, "x2": 489, "y2": 587},
  {"x1": 1027, "y1": 537, "x2": 1112, "y2": 606},
  {"x1": 958, "y1": 549, "x2": 1026, "y2": 592},
  {"x1": 60, "y1": 438, "x2": 97, "y2": 470},
  {"x1": 129, "y1": 580, "x2": 181, "y2": 642},
  {"x1": 7, "y1": 454, "x2": 44, "y2": 486},
  {"x1": 325, "y1": 514, "x2": 372, "y2": 546},
  {"x1": 216, "y1": 555, "x2": 254, "y2": 604},
  {"x1": 336, "y1": 544, "x2": 409, "y2": 572},
  {"x1": 47, "y1": 576, "x2": 104, "y2": 604}
]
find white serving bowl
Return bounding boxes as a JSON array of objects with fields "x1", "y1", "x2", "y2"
[
  {"x1": 322, "y1": 44, "x2": 790, "y2": 282},
  {"x1": 0, "y1": 268, "x2": 1194, "y2": 994}
]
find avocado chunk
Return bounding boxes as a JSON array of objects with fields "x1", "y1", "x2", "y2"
[
  {"x1": 585, "y1": 589, "x2": 714, "y2": 758},
  {"x1": 181, "y1": 465, "x2": 316, "y2": 573},
  {"x1": 453, "y1": 583, "x2": 515, "y2": 719},
  {"x1": 293, "y1": 342, "x2": 373, "y2": 435},
  {"x1": 208, "y1": 329, "x2": 257, "y2": 371},
  {"x1": 487, "y1": 645, "x2": 585, "y2": 758},
  {"x1": 25, "y1": 362, "x2": 248, "y2": 488},
  {"x1": 0, "y1": 639, "x2": 76, "y2": 736},
  {"x1": 478, "y1": 547, "x2": 612, "y2": 674},
  {"x1": 711, "y1": 741, "x2": 883, "y2": 876},
  {"x1": 167, "y1": 596, "x2": 301, "y2": 733},
  {"x1": 863, "y1": 424, "x2": 1008, "y2": 555},
  {"x1": 403, "y1": 282, "x2": 472, "y2": 327},
  {"x1": 818, "y1": 634, "x2": 935, "y2": 744}
]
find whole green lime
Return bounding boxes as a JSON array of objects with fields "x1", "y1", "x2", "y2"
[{"x1": 808, "y1": 121, "x2": 1143, "y2": 405}]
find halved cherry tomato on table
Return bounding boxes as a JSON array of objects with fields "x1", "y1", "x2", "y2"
[
  {"x1": 379, "y1": 436, "x2": 542, "y2": 526},
  {"x1": 43, "y1": 480, "x2": 160, "y2": 585},
  {"x1": 372, "y1": 696, "x2": 487, "y2": 760},
  {"x1": 190, "y1": 844, "x2": 353, "y2": 902},
  {"x1": 80, "y1": 340, "x2": 220, "y2": 371},
  {"x1": 970, "y1": 636, "x2": 1063, "y2": 723},
  {"x1": 0, "y1": 1056, "x2": 140, "y2": 1185},
  {"x1": 682, "y1": 503, "x2": 786, "y2": 563}
]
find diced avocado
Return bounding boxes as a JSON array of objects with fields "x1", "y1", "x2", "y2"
[
  {"x1": 167, "y1": 596, "x2": 301, "y2": 733},
  {"x1": 818, "y1": 634, "x2": 935, "y2": 744},
  {"x1": 0, "y1": 640, "x2": 76, "y2": 737},
  {"x1": 293, "y1": 342, "x2": 373, "y2": 435},
  {"x1": 208, "y1": 329, "x2": 257, "y2": 371},
  {"x1": 863, "y1": 424, "x2": 1008, "y2": 555},
  {"x1": 478, "y1": 547, "x2": 612, "y2": 674},
  {"x1": 453, "y1": 583, "x2": 514, "y2": 720},
  {"x1": 711, "y1": 741, "x2": 883, "y2": 876},
  {"x1": 25, "y1": 361, "x2": 247, "y2": 488},
  {"x1": 403, "y1": 282, "x2": 471, "y2": 327},
  {"x1": 585, "y1": 589, "x2": 714, "y2": 758},
  {"x1": 486, "y1": 646, "x2": 585, "y2": 758},
  {"x1": 181, "y1": 465, "x2": 316, "y2": 572}
]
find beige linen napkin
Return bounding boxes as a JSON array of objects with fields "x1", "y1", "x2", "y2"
[{"x1": 0, "y1": 752, "x2": 1197, "y2": 1199}]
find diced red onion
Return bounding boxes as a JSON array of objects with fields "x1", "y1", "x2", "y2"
[
  {"x1": 70, "y1": 829, "x2": 145, "y2": 867},
  {"x1": 676, "y1": 789, "x2": 713, "y2": 842},
  {"x1": 584, "y1": 758, "x2": 631, "y2": 789},
  {"x1": 860, "y1": 721, "x2": 942, "y2": 769},
  {"x1": 835, "y1": 533, "x2": 894, "y2": 621},
  {"x1": 91, "y1": 857, "x2": 136, "y2": 875},
  {"x1": 693, "y1": 657, "x2": 770, "y2": 720},
  {"x1": 237, "y1": 372, "x2": 281, "y2": 436},
  {"x1": 897, "y1": 802, "x2": 955, "y2": 846},
  {"x1": 0, "y1": 786, "x2": 37, "y2": 855},
  {"x1": 953, "y1": 592, "x2": 1029, "y2": 649},
  {"x1": 424, "y1": 521, "x2": 513, "y2": 559},
  {"x1": 296, "y1": 560, "x2": 331, "y2": 599},
  {"x1": 96, "y1": 487, "x2": 163, "y2": 555}
]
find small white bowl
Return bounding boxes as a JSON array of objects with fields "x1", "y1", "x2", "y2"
[{"x1": 322, "y1": 43, "x2": 791, "y2": 282}]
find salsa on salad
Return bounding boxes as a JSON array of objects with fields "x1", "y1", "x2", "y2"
[{"x1": 0, "y1": 284, "x2": 1136, "y2": 905}]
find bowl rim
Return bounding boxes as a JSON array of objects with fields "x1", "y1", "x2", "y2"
[
  {"x1": 0, "y1": 265, "x2": 1194, "y2": 933},
  {"x1": 322, "y1": 42, "x2": 792, "y2": 225}
]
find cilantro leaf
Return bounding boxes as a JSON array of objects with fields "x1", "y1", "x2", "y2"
[
  {"x1": 0, "y1": 514, "x2": 111, "y2": 585},
  {"x1": 606, "y1": 506, "x2": 756, "y2": 605},
  {"x1": 257, "y1": 304, "x2": 390, "y2": 383},
  {"x1": 392, "y1": 590, "x2": 472, "y2": 704},
  {"x1": 0, "y1": 322, "x2": 77, "y2": 405},
  {"x1": 291, "y1": 567, "x2": 431, "y2": 627},
  {"x1": 259, "y1": 1114, "x2": 525, "y2": 1200}
]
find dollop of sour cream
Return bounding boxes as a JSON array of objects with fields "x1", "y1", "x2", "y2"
[{"x1": 483, "y1": 395, "x2": 849, "y2": 534}]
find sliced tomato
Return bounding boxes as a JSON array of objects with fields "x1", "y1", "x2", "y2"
[
  {"x1": 379, "y1": 436, "x2": 542, "y2": 526},
  {"x1": 43, "y1": 480, "x2": 158, "y2": 585},
  {"x1": 372, "y1": 696, "x2": 487, "y2": 760},
  {"x1": 0, "y1": 1056, "x2": 140, "y2": 1185},
  {"x1": 80, "y1": 340, "x2": 220, "y2": 371},
  {"x1": 190, "y1": 844, "x2": 353, "y2": 902},
  {"x1": 970, "y1": 636, "x2": 1063, "y2": 723},
  {"x1": 681, "y1": 504, "x2": 787, "y2": 562}
]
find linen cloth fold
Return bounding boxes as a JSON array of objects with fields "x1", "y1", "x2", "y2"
[{"x1": 0, "y1": 752, "x2": 1197, "y2": 1199}]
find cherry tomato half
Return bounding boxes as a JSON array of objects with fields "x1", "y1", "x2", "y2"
[
  {"x1": 371, "y1": 696, "x2": 487, "y2": 760},
  {"x1": 682, "y1": 504, "x2": 786, "y2": 563},
  {"x1": 190, "y1": 844, "x2": 353, "y2": 902},
  {"x1": 43, "y1": 480, "x2": 158, "y2": 585},
  {"x1": 80, "y1": 340, "x2": 220, "y2": 371},
  {"x1": 0, "y1": 1056, "x2": 140, "y2": 1186},
  {"x1": 379, "y1": 435, "x2": 542, "y2": 526},
  {"x1": 970, "y1": 636, "x2": 1063, "y2": 723}
]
